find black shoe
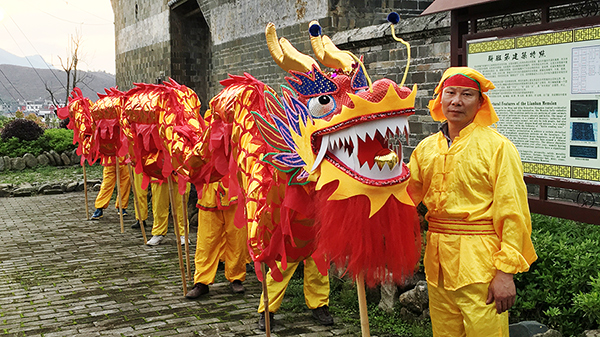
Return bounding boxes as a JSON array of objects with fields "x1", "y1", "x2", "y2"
[
  {"x1": 91, "y1": 208, "x2": 103, "y2": 220},
  {"x1": 131, "y1": 220, "x2": 146, "y2": 229},
  {"x1": 230, "y1": 280, "x2": 245, "y2": 293},
  {"x1": 185, "y1": 283, "x2": 209, "y2": 299},
  {"x1": 257, "y1": 311, "x2": 274, "y2": 331},
  {"x1": 312, "y1": 305, "x2": 333, "y2": 326}
]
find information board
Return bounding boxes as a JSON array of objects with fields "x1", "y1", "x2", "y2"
[{"x1": 467, "y1": 26, "x2": 600, "y2": 184}]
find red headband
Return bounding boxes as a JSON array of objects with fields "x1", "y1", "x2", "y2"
[{"x1": 442, "y1": 74, "x2": 480, "y2": 92}]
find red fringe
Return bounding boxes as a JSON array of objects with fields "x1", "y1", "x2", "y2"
[{"x1": 316, "y1": 182, "x2": 421, "y2": 288}]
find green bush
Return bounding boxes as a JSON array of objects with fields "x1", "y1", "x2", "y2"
[
  {"x1": 45, "y1": 128, "x2": 76, "y2": 154},
  {"x1": 0, "y1": 128, "x2": 75, "y2": 157},
  {"x1": 512, "y1": 214, "x2": 600, "y2": 336},
  {"x1": 0, "y1": 115, "x2": 13, "y2": 130},
  {"x1": 573, "y1": 273, "x2": 600, "y2": 327},
  {"x1": 0, "y1": 118, "x2": 44, "y2": 141}
]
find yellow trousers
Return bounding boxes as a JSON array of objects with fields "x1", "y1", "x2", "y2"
[
  {"x1": 150, "y1": 182, "x2": 190, "y2": 236},
  {"x1": 132, "y1": 172, "x2": 148, "y2": 221},
  {"x1": 258, "y1": 257, "x2": 329, "y2": 313},
  {"x1": 193, "y1": 204, "x2": 249, "y2": 284},
  {"x1": 94, "y1": 164, "x2": 131, "y2": 210},
  {"x1": 428, "y1": 274, "x2": 509, "y2": 337}
]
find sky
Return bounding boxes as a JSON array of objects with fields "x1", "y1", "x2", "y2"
[{"x1": 0, "y1": 1, "x2": 115, "y2": 74}]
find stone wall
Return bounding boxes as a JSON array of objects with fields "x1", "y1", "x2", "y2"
[
  {"x1": 331, "y1": 12, "x2": 450, "y2": 155},
  {"x1": 111, "y1": 0, "x2": 172, "y2": 90},
  {"x1": 111, "y1": 0, "x2": 435, "y2": 115}
]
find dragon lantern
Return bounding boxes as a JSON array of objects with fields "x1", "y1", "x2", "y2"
[
  {"x1": 57, "y1": 88, "x2": 96, "y2": 165},
  {"x1": 254, "y1": 19, "x2": 421, "y2": 287},
  {"x1": 121, "y1": 79, "x2": 204, "y2": 191},
  {"x1": 90, "y1": 87, "x2": 128, "y2": 165}
]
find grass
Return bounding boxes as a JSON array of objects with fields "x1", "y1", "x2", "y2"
[
  {"x1": 0, "y1": 164, "x2": 103, "y2": 186},
  {"x1": 279, "y1": 266, "x2": 433, "y2": 337}
]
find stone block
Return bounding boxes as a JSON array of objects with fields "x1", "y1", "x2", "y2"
[
  {"x1": 398, "y1": 280, "x2": 428, "y2": 313},
  {"x1": 50, "y1": 150, "x2": 62, "y2": 165},
  {"x1": 13, "y1": 186, "x2": 35, "y2": 197},
  {"x1": 37, "y1": 154, "x2": 50, "y2": 167},
  {"x1": 66, "y1": 182, "x2": 78, "y2": 192},
  {"x1": 43, "y1": 189, "x2": 64, "y2": 195},
  {"x1": 533, "y1": 329, "x2": 562, "y2": 337},
  {"x1": 11, "y1": 157, "x2": 26, "y2": 171},
  {"x1": 509, "y1": 321, "x2": 548, "y2": 337},
  {"x1": 44, "y1": 151, "x2": 56, "y2": 166},
  {"x1": 23, "y1": 153, "x2": 38, "y2": 168},
  {"x1": 61, "y1": 152, "x2": 71, "y2": 166},
  {"x1": 70, "y1": 150, "x2": 81, "y2": 166},
  {"x1": 38, "y1": 184, "x2": 53, "y2": 194},
  {"x1": 582, "y1": 330, "x2": 600, "y2": 337}
]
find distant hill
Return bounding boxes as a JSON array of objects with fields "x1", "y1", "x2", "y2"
[
  {"x1": 0, "y1": 49, "x2": 55, "y2": 70},
  {"x1": 0, "y1": 64, "x2": 116, "y2": 105}
]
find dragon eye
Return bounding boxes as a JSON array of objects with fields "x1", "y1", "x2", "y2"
[{"x1": 308, "y1": 95, "x2": 336, "y2": 118}]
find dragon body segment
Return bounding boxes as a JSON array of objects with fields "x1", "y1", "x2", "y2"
[{"x1": 190, "y1": 73, "x2": 326, "y2": 281}]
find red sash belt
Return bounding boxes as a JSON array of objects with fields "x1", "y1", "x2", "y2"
[{"x1": 428, "y1": 217, "x2": 495, "y2": 235}]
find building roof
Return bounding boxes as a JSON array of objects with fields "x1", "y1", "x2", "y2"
[{"x1": 421, "y1": 0, "x2": 500, "y2": 15}]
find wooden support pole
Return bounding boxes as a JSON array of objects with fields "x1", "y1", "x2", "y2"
[
  {"x1": 82, "y1": 164, "x2": 90, "y2": 220},
  {"x1": 167, "y1": 175, "x2": 188, "y2": 296},
  {"x1": 128, "y1": 165, "x2": 147, "y2": 244},
  {"x1": 115, "y1": 158, "x2": 124, "y2": 233},
  {"x1": 356, "y1": 273, "x2": 371, "y2": 337},
  {"x1": 181, "y1": 189, "x2": 191, "y2": 281},
  {"x1": 261, "y1": 263, "x2": 271, "y2": 337}
]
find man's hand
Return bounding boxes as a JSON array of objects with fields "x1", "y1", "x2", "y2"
[{"x1": 486, "y1": 270, "x2": 516, "y2": 314}]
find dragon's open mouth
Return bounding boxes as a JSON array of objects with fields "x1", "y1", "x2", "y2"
[{"x1": 311, "y1": 112, "x2": 411, "y2": 185}]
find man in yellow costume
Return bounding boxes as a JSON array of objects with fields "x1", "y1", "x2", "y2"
[
  {"x1": 408, "y1": 67, "x2": 537, "y2": 336},
  {"x1": 257, "y1": 258, "x2": 333, "y2": 331},
  {"x1": 91, "y1": 156, "x2": 131, "y2": 220},
  {"x1": 146, "y1": 175, "x2": 190, "y2": 246},
  {"x1": 185, "y1": 181, "x2": 249, "y2": 298},
  {"x1": 131, "y1": 171, "x2": 148, "y2": 229}
]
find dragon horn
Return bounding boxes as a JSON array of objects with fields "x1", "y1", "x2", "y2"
[
  {"x1": 266, "y1": 22, "x2": 320, "y2": 73},
  {"x1": 387, "y1": 12, "x2": 411, "y2": 87},
  {"x1": 308, "y1": 21, "x2": 354, "y2": 72}
]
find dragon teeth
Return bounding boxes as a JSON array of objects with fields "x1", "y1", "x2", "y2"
[{"x1": 317, "y1": 115, "x2": 409, "y2": 179}]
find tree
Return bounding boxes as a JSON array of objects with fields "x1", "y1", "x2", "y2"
[{"x1": 46, "y1": 30, "x2": 91, "y2": 108}]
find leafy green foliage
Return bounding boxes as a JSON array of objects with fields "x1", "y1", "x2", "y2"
[
  {"x1": 0, "y1": 115, "x2": 13, "y2": 130},
  {"x1": 512, "y1": 214, "x2": 600, "y2": 336},
  {"x1": 45, "y1": 128, "x2": 77, "y2": 154},
  {"x1": 0, "y1": 128, "x2": 75, "y2": 157},
  {"x1": 1, "y1": 118, "x2": 44, "y2": 141},
  {"x1": 573, "y1": 273, "x2": 600, "y2": 327}
]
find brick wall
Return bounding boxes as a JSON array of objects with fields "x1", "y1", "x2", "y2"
[
  {"x1": 111, "y1": 0, "x2": 172, "y2": 91},
  {"x1": 112, "y1": 0, "x2": 446, "y2": 147}
]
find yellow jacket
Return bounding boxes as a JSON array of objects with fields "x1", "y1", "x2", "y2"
[
  {"x1": 197, "y1": 181, "x2": 238, "y2": 211},
  {"x1": 408, "y1": 123, "x2": 537, "y2": 290}
]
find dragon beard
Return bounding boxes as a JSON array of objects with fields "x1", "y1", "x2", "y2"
[{"x1": 316, "y1": 181, "x2": 421, "y2": 288}]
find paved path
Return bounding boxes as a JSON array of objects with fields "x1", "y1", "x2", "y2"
[{"x1": 0, "y1": 192, "x2": 361, "y2": 336}]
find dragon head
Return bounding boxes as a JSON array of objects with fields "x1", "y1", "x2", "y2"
[{"x1": 264, "y1": 20, "x2": 416, "y2": 216}]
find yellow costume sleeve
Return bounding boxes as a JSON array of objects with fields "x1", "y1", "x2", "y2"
[{"x1": 489, "y1": 139, "x2": 537, "y2": 274}]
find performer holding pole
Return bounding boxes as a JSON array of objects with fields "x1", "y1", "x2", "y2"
[
  {"x1": 129, "y1": 167, "x2": 148, "y2": 244},
  {"x1": 90, "y1": 156, "x2": 131, "y2": 222},
  {"x1": 185, "y1": 180, "x2": 249, "y2": 299}
]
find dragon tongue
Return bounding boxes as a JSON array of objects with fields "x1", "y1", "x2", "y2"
[{"x1": 374, "y1": 148, "x2": 398, "y2": 170}]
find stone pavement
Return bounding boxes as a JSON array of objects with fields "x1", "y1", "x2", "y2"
[{"x1": 0, "y1": 192, "x2": 361, "y2": 336}]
